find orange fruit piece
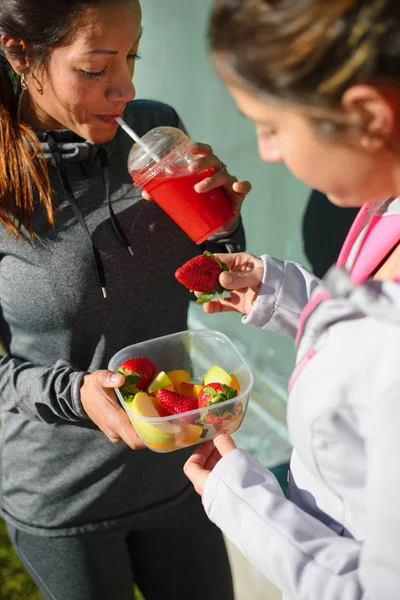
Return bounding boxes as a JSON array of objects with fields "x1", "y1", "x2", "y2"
[
  {"x1": 178, "y1": 424, "x2": 203, "y2": 446},
  {"x1": 166, "y1": 369, "x2": 191, "y2": 385},
  {"x1": 229, "y1": 373, "x2": 241, "y2": 394},
  {"x1": 175, "y1": 381, "x2": 203, "y2": 399},
  {"x1": 146, "y1": 439, "x2": 178, "y2": 451}
]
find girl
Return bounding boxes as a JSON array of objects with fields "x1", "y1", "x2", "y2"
[{"x1": 185, "y1": 1, "x2": 400, "y2": 598}]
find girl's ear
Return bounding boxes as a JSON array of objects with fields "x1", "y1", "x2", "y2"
[{"x1": 342, "y1": 84, "x2": 396, "y2": 151}]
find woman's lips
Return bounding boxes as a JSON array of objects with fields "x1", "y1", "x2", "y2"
[{"x1": 97, "y1": 115, "x2": 122, "y2": 124}]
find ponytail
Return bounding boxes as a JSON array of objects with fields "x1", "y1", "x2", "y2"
[{"x1": 0, "y1": 57, "x2": 53, "y2": 237}]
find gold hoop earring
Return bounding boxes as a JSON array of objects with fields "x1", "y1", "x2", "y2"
[
  {"x1": 20, "y1": 72, "x2": 29, "y2": 90},
  {"x1": 31, "y1": 72, "x2": 43, "y2": 95}
]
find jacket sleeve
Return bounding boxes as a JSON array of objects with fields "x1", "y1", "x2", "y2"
[
  {"x1": 242, "y1": 255, "x2": 321, "y2": 338},
  {"x1": 203, "y1": 384, "x2": 400, "y2": 600},
  {"x1": 0, "y1": 354, "x2": 87, "y2": 423},
  {"x1": 202, "y1": 218, "x2": 246, "y2": 255}
]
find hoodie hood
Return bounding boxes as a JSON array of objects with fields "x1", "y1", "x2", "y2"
[{"x1": 37, "y1": 127, "x2": 121, "y2": 172}]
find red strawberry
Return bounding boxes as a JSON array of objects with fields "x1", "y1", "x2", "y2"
[
  {"x1": 175, "y1": 251, "x2": 229, "y2": 304},
  {"x1": 117, "y1": 357, "x2": 157, "y2": 394},
  {"x1": 157, "y1": 389, "x2": 198, "y2": 415},
  {"x1": 198, "y1": 382, "x2": 237, "y2": 408}
]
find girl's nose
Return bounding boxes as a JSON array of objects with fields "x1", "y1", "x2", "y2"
[{"x1": 258, "y1": 133, "x2": 283, "y2": 163}]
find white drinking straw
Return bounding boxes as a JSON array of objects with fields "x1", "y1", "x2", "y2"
[{"x1": 116, "y1": 117, "x2": 160, "y2": 163}]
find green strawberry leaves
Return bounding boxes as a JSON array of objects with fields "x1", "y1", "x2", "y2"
[
  {"x1": 196, "y1": 292, "x2": 216, "y2": 304},
  {"x1": 117, "y1": 367, "x2": 143, "y2": 396},
  {"x1": 202, "y1": 384, "x2": 237, "y2": 404},
  {"x1": 199, "y1": 384, "x2": 237, "y2": 422}
]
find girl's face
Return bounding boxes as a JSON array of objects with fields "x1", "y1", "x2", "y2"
[
  {"x1": 226, "y1": 81, "x2": 398, "y2": 207},
  {"x1": 25, "y1": 0, "x2": 142, "y2": 143}
]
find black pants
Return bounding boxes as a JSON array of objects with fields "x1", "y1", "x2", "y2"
[{"x1": 6, "y1": 490, "x2": 234, "y2": 600}]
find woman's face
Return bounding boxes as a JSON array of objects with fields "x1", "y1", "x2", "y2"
[
  {"x1": 26, "y1": 0, "x2": 142, "y2": 143},
  {"x1": 225, "y1": 81, "x2": 397, "y2": 208}
]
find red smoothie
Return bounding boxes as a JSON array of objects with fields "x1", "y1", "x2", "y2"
[{"x1": 131, "y1": 166, "x2": 234, "y2": 244}]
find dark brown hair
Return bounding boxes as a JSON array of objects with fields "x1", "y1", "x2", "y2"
[
  {"x1": 0, "y1": 0, "x2": 127, "y2": 237},
  {"x1": 209, "y1": 0, "x2": 399, "y2": 132}
]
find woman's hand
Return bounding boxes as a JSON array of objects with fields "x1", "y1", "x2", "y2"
[
  {"x1": 80, "y1": 370, "x2": 145, "y2": 449},
  {"x1": 142, "y1": 142, "x2": 251, "y2": 232},
  {"x1": 198, "y1": 252, "x2": 264, "y2": 315},
  {"x1": 184, "y1": 433, "x2": 237, "y2": 497}
]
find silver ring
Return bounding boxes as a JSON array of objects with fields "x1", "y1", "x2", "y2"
[{"x1": 220, "y1": 162, "x2": 227, "y2": 171}]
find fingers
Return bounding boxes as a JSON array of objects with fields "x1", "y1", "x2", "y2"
[
  {"x1": 213, "y1": 432, "x2": 237, "y2": 455},
  {"x1": 209, "y1": 252, "x2": 251, "y2": 270},
  {"x1": 184, "y1": 441, "x2": 215, "y2": 495},
  {"x1": 202, "y1": 293, "x2": 248, "y2": 315},
  {"x1": 194, "y1": 171, "x2": 235, "y2": 194},
  {"x1": 188, "y1": 142, "x2": 213, "y2": 157},
  {"x1": 232, "y1": 180, "x2": 252, "y2": 196},
  {"x1": 94, "y1": 369, "x2": 125, "y2": 389},
  {"x1": 80, "y1": 371, "x2": 145, "y2": 450},
  {"x1": 202, "y1": 297, "x2": 240, "y2": 314},
  {"x1": 186, "y1": 440, "x2": 216, "y2": 469},
  {"x1": 219, "y1": 266, "x2": 264, "y2": 291},
  {"x1": 141, "y1": 190, "x2": 152, "y2": 202},
  {"x1": 105, "y1": 405, "x2": 143, "y2": 449},
  {"x1": 183, "y1": 435, "x2": 236, "y2": 496}
]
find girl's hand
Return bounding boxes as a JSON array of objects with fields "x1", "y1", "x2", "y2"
[
  {"x1": 184, "y1": 433, "x2": 237, "y2": 497},
  {"x1": 198, "y1": 252, "x2": 264, "y2": 315},
  {"x1": 80, "y1": 370, "x2": 145, "y2": 449},
  {"x1": 142, "y1": 142, "x2": 251, "y2": 232}
]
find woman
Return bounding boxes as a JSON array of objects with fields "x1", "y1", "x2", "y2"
[
  {"x1": 0, "y1": 1, "x2": 251, "y2": 598},
  {"x1": 184, "y1": 1, "x2": 400, "y2": 598}
]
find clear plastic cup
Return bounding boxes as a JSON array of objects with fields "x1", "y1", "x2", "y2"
[
  {"x1": 108, "y1": 329, "x2": 254, "y2": 453},
  {"x1": 127, "y1": 127, "x2": 235, "y2": 244}
]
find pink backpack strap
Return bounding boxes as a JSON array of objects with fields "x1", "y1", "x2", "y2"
[
  {"x1": 295, "y1": 291, "x2": 330, "y2": 348},
  {"x1": 350, "y1": 214, "x2": 400, "y2": 283},
  {"x1": 337, "y1": 204, "x2": 369, "y2": 267}
]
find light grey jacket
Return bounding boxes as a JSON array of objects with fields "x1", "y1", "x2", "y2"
[{"x1": 203, "y1": 198, "x2": 400, "y2": 599}]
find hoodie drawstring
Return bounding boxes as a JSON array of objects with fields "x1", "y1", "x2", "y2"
[
  {"x1": 48, "y1": 135, "x2": 133, "y2": 299},
  {"x1": 98, "y1": 147, "x2": 134, "y2": 257}
]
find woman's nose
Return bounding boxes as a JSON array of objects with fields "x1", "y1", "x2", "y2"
[{"x1": 107, "y1": 78, "x2": 136, "y2": 103}]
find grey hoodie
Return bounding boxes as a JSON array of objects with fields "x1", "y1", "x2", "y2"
[
  {"x1": 203, "y1": 198, "x2": 400, "y2": 599},
  {"x1": 0, "y1": 100, "x2": 245, "y2": 535}
]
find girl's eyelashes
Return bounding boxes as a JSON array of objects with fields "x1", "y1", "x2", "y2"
[
  {"x1": 260, "y1": 128, "x2": 277, "y2": 138},
  {"x1": 128, "y1": 51, "x2": 142, "y2": 60}
]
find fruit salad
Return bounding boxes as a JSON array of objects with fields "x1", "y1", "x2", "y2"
[{"x1": 116, "y1": 357, "x2": 245, "y2": 452}]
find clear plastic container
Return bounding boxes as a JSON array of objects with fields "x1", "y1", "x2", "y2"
[
  {"x1": 127, "y1": 126, "x2": 234, "y2": 244},
  {"x1": 108, "y1": 329, "x2": 254, "y2": 453}
]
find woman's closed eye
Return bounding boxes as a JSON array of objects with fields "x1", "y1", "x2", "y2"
[
  {"x1": 80, "y1": 52, "x2": 141, "y2": 80},
  {"x1": 81, "y1": 68, "x2": 107, "y2": 80}
]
